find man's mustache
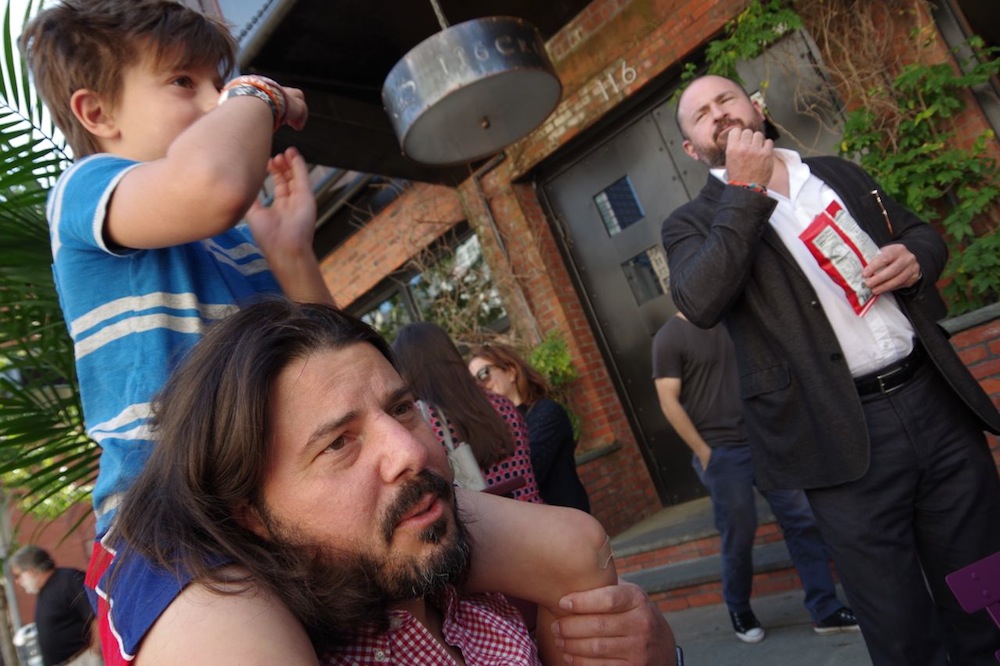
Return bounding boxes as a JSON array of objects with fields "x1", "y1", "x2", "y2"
[
  {"x1": 380, "y1": 470, "x2": 454, "y2": 544},
  {"x1": 714, "y1": 119, "x2": 742, "y2": 142}
]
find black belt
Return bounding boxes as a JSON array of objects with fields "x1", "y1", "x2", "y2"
[{"x1": 854, "y1": 345, "x2": 925, "y2": 396}]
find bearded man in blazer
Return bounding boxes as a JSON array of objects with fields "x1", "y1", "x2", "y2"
[{"x1": 662, "y1": 74, "x2": 1000, "y2": 666}]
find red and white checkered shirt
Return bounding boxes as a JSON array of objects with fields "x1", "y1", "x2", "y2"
[{"x1": 320, "y1": 588, "x2": 540, "y2": 665}]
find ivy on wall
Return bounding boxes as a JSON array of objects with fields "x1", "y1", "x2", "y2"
[
  {"x1": 679, "y1": 0, "x2": 803, "y2": 85},
  {"x1": 528, "y1": 333, "x2": 582, "y2": 437},
  {"x1": 839, "y1": 40, "x2": 1000, "y2": 313}
]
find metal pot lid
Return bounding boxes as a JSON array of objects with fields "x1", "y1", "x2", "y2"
[{"x1": 383, "y1": 16, "x2": 562, "y2": 166}]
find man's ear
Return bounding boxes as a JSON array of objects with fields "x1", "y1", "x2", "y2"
[
  {"x1": 233, "y1": 501, "x2": 269, "y2": 540},
  {"x1": 750, "y1": 96, "x2": 768, "y2": 125},
  {"x1": 70, "y1": 89, "x2": 118, "y2": 140},
  {"x1": 682, "y1": 138, "x2": 699, "y2": 161}
]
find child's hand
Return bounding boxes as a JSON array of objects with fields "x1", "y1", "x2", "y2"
[
  {"x1": 246, "y1": 147, "x2": 316, "y2": 256},
  {"x1": 246, "y1": 146, "x2": 333, "y2": 304},
  {"x1": 282, "y1": 87, "x2": 308, "y2": 131}
]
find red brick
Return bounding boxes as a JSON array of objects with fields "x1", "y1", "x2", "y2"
[
  {"x1": 656, "y1": 597, "x2": 693, "y2": 613},
  {"x1": 958, "y1": 344, "x2": 988, "y2": 365},
  {"x1": 685, "y1": 591, "x2": 725, "y2": 607},
  {"x1": 970, "y1": 357, "x2": 1000, "y2": 381}
]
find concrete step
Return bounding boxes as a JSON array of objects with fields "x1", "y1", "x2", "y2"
[
  {"x1": 610, "y1": 495, "x2": 809, "y2": 613},
  {"x1": 612, "y1": 494, "x2": 776, "y2": 566},
  {"x1": 622, "y1": 539, "x2": 796, "y2": 594}
]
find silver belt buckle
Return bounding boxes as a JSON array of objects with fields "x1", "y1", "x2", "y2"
[{"x1": 875, "y1": 364, "x2": 906, "y2": 395}]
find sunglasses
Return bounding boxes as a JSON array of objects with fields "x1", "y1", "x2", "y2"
[{"x1": 475, "y1": 364, "x2": 496, "y2": 384}]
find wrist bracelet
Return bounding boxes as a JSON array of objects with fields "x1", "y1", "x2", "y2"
[
  {"x1": 219, "y1": 75, "x2": 287, "y2": 132},
  {"x1": 676, "y1": 645, "x2": 684, "y2": 666},
  {"x1": 727, "y1": 180, "x2": 768, "y2": 195}
]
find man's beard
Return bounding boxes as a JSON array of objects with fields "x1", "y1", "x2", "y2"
[
  {"x1": 256, "y1": 470, "x2": 471, "y2": 644},
  {"x1": 697, "y1": 115, "x2": 766, "y2": 168},
  {"x1": 374, "y1": 469, "x2": 471, "y2": 600}
]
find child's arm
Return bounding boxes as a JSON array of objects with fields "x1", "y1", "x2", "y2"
[
  {"x1": 245, "y1": 147, "x2": 335, "y2": 305},
  {"x1": 101, "y1": 83, "x2": 308, "y2": 251},
  {"x1": 459, "y1": 491, "x2": 613, "y2": 607},
  {"x1": 458, "y1": 491, "x2": 673, "y2": 665}
]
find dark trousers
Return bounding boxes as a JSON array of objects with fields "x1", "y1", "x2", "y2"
[
  {"x1": 806, "y1": 363, "x2": 1000, "y2": 666},
  {"x1": 695, "y1": 445, "x2": 843, "y2": 622}
]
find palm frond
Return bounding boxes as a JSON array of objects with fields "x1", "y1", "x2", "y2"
[{"x1": 0, "y1": 0, "x2": 98, "y2": 521}]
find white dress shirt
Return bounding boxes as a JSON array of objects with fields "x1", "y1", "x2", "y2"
[{"x1": 712, "y1": 149, "x2": 915, "y2": 376}]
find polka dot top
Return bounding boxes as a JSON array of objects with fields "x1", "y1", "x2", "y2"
[{"x1": 426, "y1": 392, "x2": 542, "y2": 504}]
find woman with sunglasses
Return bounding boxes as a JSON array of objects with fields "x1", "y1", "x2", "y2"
[
  {"x1": 392, "y1": 323, "x2": 542, "y2": 504},
  {"x1": 468, "y1": 344, "x2": 591, "y2": 513}
]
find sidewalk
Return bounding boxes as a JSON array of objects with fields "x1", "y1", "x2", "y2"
[{"x1": 666, "y1": 587, "x2": 872, "y2": 665}]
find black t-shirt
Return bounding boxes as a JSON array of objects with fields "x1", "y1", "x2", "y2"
[
  {"x1": 651, "y1": 316, "x2": 748, "y2": 448},
  {"x1": 35, "y1": 567, "x2": 93, "y2": 666}
]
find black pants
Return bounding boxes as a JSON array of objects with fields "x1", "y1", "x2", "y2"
[{"x1": 806, "y1": 363, "x2": 1000, "y2": 666}]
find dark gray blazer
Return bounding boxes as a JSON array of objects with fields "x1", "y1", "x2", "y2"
[{"x1": 662, "y1": 155, "x2": 1000, "y2": 490}]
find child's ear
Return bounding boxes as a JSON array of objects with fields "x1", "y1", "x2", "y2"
[{"x1": 70, "y1": 89, "x2": 118, "y2": 139}]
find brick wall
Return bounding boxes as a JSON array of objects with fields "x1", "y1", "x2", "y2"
[
  {"x1": 797, "y1": 0, "x2": 1000, "y2": 165},
  {"x1": 320, "y1": 182, "x2": 465, "y2": 306},
  {"x1": 949, "y1": 309, "x2": 1000, "y2": 465},
  {"x1": 510, "y1": 0, "x2": 746, "y2": 178}
]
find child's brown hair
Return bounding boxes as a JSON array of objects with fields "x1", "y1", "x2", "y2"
[{"x1": 19, "y1": 0, "x2": 237, "y2": 157}]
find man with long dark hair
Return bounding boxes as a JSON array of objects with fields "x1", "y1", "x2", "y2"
[{"x1": 107, "y1": 299, "x2": 679, "y2": 665}]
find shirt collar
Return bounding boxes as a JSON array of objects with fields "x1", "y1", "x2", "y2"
[{"x1": 710, "y1": 147, "x2": 810, "y2": 199}]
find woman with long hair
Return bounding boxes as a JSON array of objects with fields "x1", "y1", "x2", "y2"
[
  {"x1": 468, "y1": 343, "x2": 591, "y2": 513},
  {"x1": 392, "y1": 322, "x2": 541, "y2": 503}
]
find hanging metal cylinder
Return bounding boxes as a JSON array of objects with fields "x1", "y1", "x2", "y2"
[{"x1": 382, "y1": 16, "x2": 562, "y2": 166}]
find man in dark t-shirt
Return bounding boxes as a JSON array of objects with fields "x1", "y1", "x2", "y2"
[
  {"x1": 10, "y1": 546, "x2": 101, "y2": 666},
  {"x1": 652, "y1": 313, "x2": 857, "y2": 643}
]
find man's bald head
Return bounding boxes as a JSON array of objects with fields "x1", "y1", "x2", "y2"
[{"x1": 675, "y1": 75, "x2": 766, "y2": 168}]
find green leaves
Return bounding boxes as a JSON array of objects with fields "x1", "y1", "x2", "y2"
[
  {"x1": 528, "y1": 333, "x2": 578, "y2": 391},
  {"x1": 678, "y1": 0, "x2": 803, "y2": 90},
  {"x1": 0, "y1": 0, "x2": 98, "y2": 521},
  {"x1": 0, "y1": 0, "x2": 69, "y2": 173},
  {"x1": 839, "y1": 39, "x2": 1000, "y2": 314},
  {"x1": 705, "y1": 0, "x2": 802, "y2": 82},
  {"x1": 528, "y1": 333, "x2": 581, "y2": 439}
]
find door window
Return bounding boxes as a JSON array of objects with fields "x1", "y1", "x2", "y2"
[
  {"x1": 594, "y1": 176, "x2": 645, "y2": 236},
  {"x1": 621, "y1": 246, "x2": 669, "y2": 306}
]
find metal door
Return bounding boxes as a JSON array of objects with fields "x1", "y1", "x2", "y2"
[{"x1": 543, "y1": 110, "x2": 704, "y2": 503}]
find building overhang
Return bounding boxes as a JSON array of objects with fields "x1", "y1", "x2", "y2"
[{"x1": 219, "y1": 0, "x2": 591, "y2": 184}]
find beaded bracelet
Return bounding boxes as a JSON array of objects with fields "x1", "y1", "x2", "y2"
[
  {"x1": 218, "y1": 75, "x2": 287, "y2": 132},
  {"x1": 727, "y1": 180, "x2": 768, "y2": 196}
]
